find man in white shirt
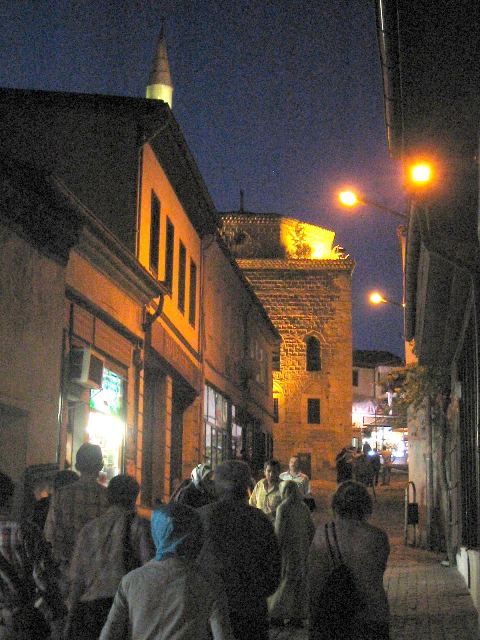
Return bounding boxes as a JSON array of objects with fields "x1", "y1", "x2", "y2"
[{"x1": 279, "y1": 456, "x2": 311, "y2": 497}]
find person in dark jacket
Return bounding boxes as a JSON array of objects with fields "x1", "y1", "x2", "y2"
[
  {"x1": 335, "y1": 448, "x2": 353, "y2": 484},
  {"x1": 0, "y1": 471, "x2": 66, "y2": 639},
  {"x1": 197, "y1": 460, "x2": 281, "y2": 640},
  {"x1": 175, "y1": 464, "x2": 215, "y2": 508}
]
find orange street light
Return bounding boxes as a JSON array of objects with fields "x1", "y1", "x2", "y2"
[
  {"x1": 338, "y1": 190, "x2": 360, "y2": 207},
  {"x1": 337, "y1": 189, "x2": 407, "y2": 221},
  {"x1": 408, "y1": 161, "x2": 433, "y2": 186},
  {"x1": 369, "y1": 290, "x2": 405, "y2": 308},
  {"x1": 369, "y1": 291, "x2": 386, "y2": 305}
]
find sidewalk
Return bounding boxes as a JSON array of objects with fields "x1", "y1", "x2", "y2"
[{"x1": 269, "y1": 474, "x2": 479, "y2": 640}]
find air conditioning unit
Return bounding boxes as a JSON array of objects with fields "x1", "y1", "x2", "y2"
[{"x1": 69, "y1": 348, "x2": 104, "y2": 389}]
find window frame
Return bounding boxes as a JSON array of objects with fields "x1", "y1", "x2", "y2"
[
  {"x1": 178, "y1": 241, "x2": 186, "y2": 313},
  {"x1": 188, "y1": 259, "x2": 197, "y2": 327},
  {"x1": 306, "y1": 336, "x2": 321, "y2": 371},
  {"x1": 149, "y1": 191, "x2": 161, "y2": 274},
  {"x1": 165, "y1": 217, "x2": 175, "y2": 292},
  {"x1": 307, "y1": 398, "x2": 321, "y2": 424}
]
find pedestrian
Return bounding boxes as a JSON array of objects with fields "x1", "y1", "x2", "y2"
[
  {"x1": 268, "y1": 481, "x2": 315, "y2": 628},
  {"x1": 65, "y1": 474, "x2": 155, "y2": 639},
  {"x1": 335, "y1": 448, "x2": 352, "y2": 484},
  {"x1": 380, "y1": 446, "x2": 393, "y2": 485},
  {"x1": 52, "y1": 469, "x2": 79, "y2": 491},
  {"x1": 309, "y1": 480, "x2": 390, "y2": 640},
  {"x1": 351, "y1": 452, "x2": 374, "y2": 488},
  {"x1": 249, "y1": 459, "x2": 283, "y2": 521},
  {"x1": 370, "y1": 448, "x2": 381, "y2": 486},
  {"x1": 99, "y1": 503, "x2": 234, "y2": 640},
  {"x1": 44, "y1": 443, "x2": 109, "y2": 589},
  {"x1": 279, "y1": 456, "x2": 311, "y2": 496},
  {"x1": 174, "y1": 463, "x2": 215, "y2": 508},
  {"x1": 0, "y1": 471, "x2": 66, "y2": 639},
  {"x1": 198, "y1": 460, "x2": 281, "y2": 640}
]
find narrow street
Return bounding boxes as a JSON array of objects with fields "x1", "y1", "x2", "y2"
[{"x1": 270, "y1": 471, "x2": 479, "y2": 640}]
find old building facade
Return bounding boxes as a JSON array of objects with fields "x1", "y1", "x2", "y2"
[
  {"x1": 220, "y1": 211, "x2": 354, "y2": 479},
  {"x1": 0, "y1": 79, "x2": 277, "y2": 506}
]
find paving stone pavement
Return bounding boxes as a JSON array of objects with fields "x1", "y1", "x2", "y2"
[{"x1": 268, "y1": 472, "x2": 479, "y2": 640}]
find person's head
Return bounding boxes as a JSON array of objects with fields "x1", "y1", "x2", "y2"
[
  {"x1": 362, "y1": 443, "x2": 372, "y2": 454},
  {"x1": 53, "y1": 470, "x2": 79, "y2": 491},
  {"x1": 214, "y1": 460, "x2": 251, "y2": 500},
  {"x1": 75, "y1": 443, "x2": 104, "y2": 475},
  {"x1": 264, "y1": 459, "x2": 281, "y2": 484},
  {"x1": 151, "y1": 503, "x2": 203, "y2": 562},
  {"x1": 0, "y1": 472, "x2": 14, "y2": 509},
  {"x1": 191, "y1": 464, "x2": 213, "y2": 489},
  {"x1": 288, "y1": 456, "x2": 300, "y2": 474},
  {"x1": 331, "y1": 480, "x2": 373, "y2": 521},
  {"x1": 107, "y1": 474, "x2": 140, "y2": 509},
  {"x1": 281, "y1": 480, "x2": 300, "y2": 501},
  {"x1": 32, "y1": 477, "x2": 51, "y2": 501}
]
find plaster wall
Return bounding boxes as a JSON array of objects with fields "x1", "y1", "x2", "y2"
[
  {"x1": 203, "y1": 240, "x2": 275, "y2": 427},
  {"x1": 0, "y1": 228, "x2": 65, "y2": 477},
  {"x1": 139, "y1": 144, "x2": 201, "y2": 355}
]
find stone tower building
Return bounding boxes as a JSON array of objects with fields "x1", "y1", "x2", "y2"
[{"x1": 220, "y1": 211, "x2": 354, "y2": 479}]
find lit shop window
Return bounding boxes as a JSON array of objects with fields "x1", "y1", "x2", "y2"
[{"x1": 88, "y1": 368, "x2": 125, "y2": 483}]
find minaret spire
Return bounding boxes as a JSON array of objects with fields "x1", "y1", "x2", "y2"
[{"x1": 146, "y1": 18, "x2": 174, "y2": 108}]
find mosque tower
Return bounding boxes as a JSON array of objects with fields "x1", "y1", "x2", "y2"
[{"x1": 146, "y1": 20, "x2": 173, "y2": 108}]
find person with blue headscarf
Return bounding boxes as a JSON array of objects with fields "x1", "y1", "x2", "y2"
[{"x1": 99, "y1": 503, "x2": 233, "y2": 640}]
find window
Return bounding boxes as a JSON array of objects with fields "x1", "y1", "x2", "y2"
[
  {"x1": 273, "y1": 397, "x2": 279, "y2": 423},
  {"x1": 178, "y1": 241, "x2": 186, "y2": 313},
  {"x1": 353, "y1": 370, "x2": 359, "y2": 387},
  {"x1": 189, "y1": 259, "x2": 197, "y2": 327},
  {"x1": 307, "y1": 398, "x2": 321, "y2": 424},
  {"x1": 149, "y1": 191, "x2": 161, "y2": 274},
  {"x1": 306, "y1": 336, "x2": 321, "y2": 371},
  {"x1": 165, "y1": 217, "x2": 174, "y2": 291},
  {"x1": 204, "y1": 385, "x2": 229, "y2": 469},
  {"x1": 272, "y1": 349, "x2": 280, "y2": 371}
]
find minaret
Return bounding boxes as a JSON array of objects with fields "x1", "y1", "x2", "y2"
[{"x1": 146, "y1": 19, "x2": 173, "y2": 108}]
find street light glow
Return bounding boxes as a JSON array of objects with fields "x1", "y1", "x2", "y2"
[
  {"x1": 369, "y1": 291, "x2": 386, "y2": 305},
  {"x1": 409, "y1": 162, "x2": 432, "y2": 185},
  {"x1": 338, "y1": 190, "x2": 359, "y2": 207}
]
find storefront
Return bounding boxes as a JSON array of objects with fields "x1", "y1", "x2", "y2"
[
  {"x1": 203, "y1": 383, "x2": 271, "y2": 473},
  {"x1": 63, "y1": 297, "x2": 137, "y2": 483}
]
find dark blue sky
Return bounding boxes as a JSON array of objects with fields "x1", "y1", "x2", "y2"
[{"x1": 0, "y1": 0, "x2": 405, "y2": 358}]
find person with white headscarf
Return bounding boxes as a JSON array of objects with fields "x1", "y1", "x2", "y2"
[{"x1": 175, "y1": 464, "x2": 215, "y2": 509}]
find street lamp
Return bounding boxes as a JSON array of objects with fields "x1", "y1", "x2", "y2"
[
  {"x1": 338, "y1": 161, "x2": 434, "y2": 220},
  {"x1": 338, "y1": 190, "x2": 407, "y2": 221},
  {"x1": 369, "y1": 290, "x2": 405, "y2": 309}
]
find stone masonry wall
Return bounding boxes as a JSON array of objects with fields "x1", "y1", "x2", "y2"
[{"x1": 240, "y1": 260, "x2": 353, "y2": 479}]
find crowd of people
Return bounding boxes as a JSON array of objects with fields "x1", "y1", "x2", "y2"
[
  {"x1": 0, "y1": 445, "x2": 391, "y2": 639},
  {"x1": 336, "y1": 444, "x2": 393, "y2": 488}
]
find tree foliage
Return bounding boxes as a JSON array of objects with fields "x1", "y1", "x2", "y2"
[{"x1": 385, "y1": 364, "x2": 450, "y2": 413}]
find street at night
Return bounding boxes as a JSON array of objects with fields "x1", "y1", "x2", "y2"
[{"x1": 0, "y1": 1, "x2": 479, "y2": 638}]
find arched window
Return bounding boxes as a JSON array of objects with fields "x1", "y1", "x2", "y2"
[{"x1": 306, "y1": 336, "x2": 321, "y2": 371}]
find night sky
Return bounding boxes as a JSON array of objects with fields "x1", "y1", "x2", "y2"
[{"x1": 0, "y1": 1, "x2": 405, "y2": 358}]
